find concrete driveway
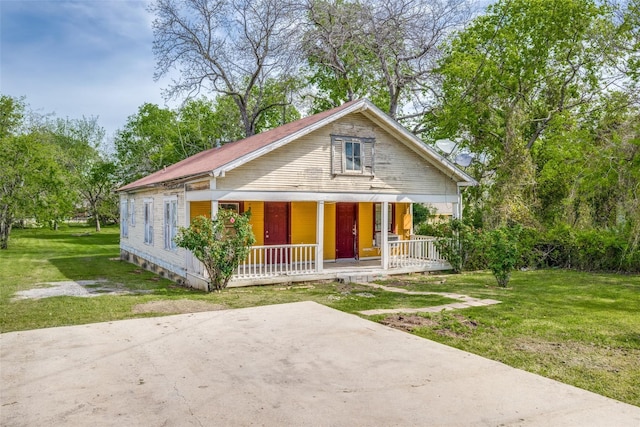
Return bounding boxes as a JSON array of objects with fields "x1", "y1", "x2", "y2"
[{"x1": 2, "y1": 301, "x2": 639, "y2": 426}]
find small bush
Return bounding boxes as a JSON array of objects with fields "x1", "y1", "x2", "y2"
[
  {"x1": 174, "y1": 210, "x2": 255, "y2": 291},
  {"x1": 484, "y1": 225, "x2": 523, "y2": 287}
]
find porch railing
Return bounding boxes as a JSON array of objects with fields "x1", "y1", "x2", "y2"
[
  {"x1": 186, "y1": 244, "x2": 318, "y2": 280},
  {"x1": 235, "y1": 244, "x2": 318, "y2": 279},
  {"x1": 387, "y1": 236, "x2": 447, "y2": 268}
]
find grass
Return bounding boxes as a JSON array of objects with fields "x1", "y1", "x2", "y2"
[
  {"x1": 373, "y1": 271, "x2": 640, "y2": 407},
  {"x1": 1, "y1": 224, "x2": 638, "y2": 406},
  {"x1": 0, "y1": 224, "x2": 454, "y2": 332}
]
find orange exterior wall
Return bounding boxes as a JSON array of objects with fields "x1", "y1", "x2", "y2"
[
  {"x1": 396, "y1": 203, "x2": 411, "y2": 239},
  {"x1": 191, "y1": 200, "x2": 412, "y2": 260},
  {"x1": 190, "y1": 201, "x2": 211, "y2": 220},
  {"x1": 245, "y1": 201, "x2": 264, "y2": 246},
  {"x1": 291, "y1": 202, "x2": 317, "y2": 244}
]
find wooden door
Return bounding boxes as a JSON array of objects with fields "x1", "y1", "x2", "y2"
[
  {"x1": 336, "y1": 203, "x2": 357, "y2": 259},
  {"x1": 264, "y1": 202, "x2": 290, "y2": 263}
]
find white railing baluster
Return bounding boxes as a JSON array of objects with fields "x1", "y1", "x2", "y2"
[
  {"x1": 232, "y1": 244, "x2": 319, "y2": 280},
  {"x1": 386, "y1": 236, "x2": 448, "y2": 269}
]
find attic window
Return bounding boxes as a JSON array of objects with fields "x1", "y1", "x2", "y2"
[{"x1": 331, "y1": 135, "x2": 374, "y2": 176}]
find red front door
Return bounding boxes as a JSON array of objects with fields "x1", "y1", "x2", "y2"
[
  {"x1": 336, "y1": 203, "x2": 357, "y2": 259},
  {"x1": 264, "y1": 202, "x2": 290, "y2": 263}
]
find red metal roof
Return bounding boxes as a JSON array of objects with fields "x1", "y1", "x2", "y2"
[{"x1": 117, "y1": 99, "x2": 362, "y2": 192}]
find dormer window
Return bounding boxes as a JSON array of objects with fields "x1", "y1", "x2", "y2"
[{"x1": 331, "y1": 135, "x2": 374, "y2": 176}]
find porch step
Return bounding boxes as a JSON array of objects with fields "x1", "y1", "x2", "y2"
[{"x1": 336, "y1": 272, "x2": 388, "y2": 284}]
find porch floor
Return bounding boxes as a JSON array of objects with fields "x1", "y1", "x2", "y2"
[{"x1": 226, "y1": 258, "x2": 451, "y2": 288}]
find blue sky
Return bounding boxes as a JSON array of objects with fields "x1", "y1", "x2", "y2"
[{"x1": 1, "y1": 0, "x2": 170, "y2": 139}]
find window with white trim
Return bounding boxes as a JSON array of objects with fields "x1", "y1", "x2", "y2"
[
  {"x1": 144, "y1": 199, "x2": 153, "y2": 245},
  {"x1": 331, "y1": 135, "x2": 374, "y2": 175},
  {"x1": 373, "y1": 203, "x2": 395, "y2": 247},
  {"x1": 164, "y1": 198, "x2": 178, "y2": 250},
  {"x1": 121, "y1": 199, "x2": 128, "y2": 238},
  {"x1": 129, "y1": 199, "x2": 135, "y2": 226}
]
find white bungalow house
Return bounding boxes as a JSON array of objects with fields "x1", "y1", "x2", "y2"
[{"x1": 116, "y1": 99, "x2": 476, "y2": 289}]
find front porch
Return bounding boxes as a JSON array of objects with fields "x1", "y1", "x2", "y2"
[{"x1": 185, "y1": 236, "x2": 451, "y2": 288}]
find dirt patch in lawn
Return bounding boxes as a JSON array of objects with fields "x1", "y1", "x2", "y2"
[
  {"x1": 132, "y1": 299, "x2": 227, "y2": 314},
  {"x1": 380, "y1": 312, "x2": 479, "y2": 338},
  {"x1": 379, "y1": 314, "x2": 439, "y2": 332}
]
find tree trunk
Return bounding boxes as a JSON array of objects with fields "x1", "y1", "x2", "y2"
[
  {"x1": 92, "y1": 205, "x2": 101, "y2": 232},
  {"x1": 0, "y1": 220, "x2": 12, "y2": 250}
]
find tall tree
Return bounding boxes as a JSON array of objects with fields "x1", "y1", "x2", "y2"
[
  {"x1": 114, "y1": 103, "x2": 179, "y2": 183},
  {"x1": 0, "y1": 128, "x2": 68, "y2": 249},
  {"x1": 79, "y1": 160, "x2": 118, "y2": 232},
  {"x1": 430, "y1": 0, "x2": 626, "y2": 227},
  {"x1": 302, "y1": 0, "x2": 472, "y2": 119},
  {"x1": 1, "y1": 96, "x2": 73, "y2": 246},
  {"x1": 151, "y1": 0, "x2": 301, "y2": 137},
  {"x1": 48, "y1": 116, "x2": 117, "y2": 231}
]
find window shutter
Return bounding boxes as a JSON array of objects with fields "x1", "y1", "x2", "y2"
[
  {"x1": 171, "y1": 201, "x2": 178, "y2": 249},
  {"x1": 149, "y1": 203, "x2": 154, "y2": 244},
  {"x1": 331, "y1": 136, "x2": 343, "y2": 175},
  {"x1": 363, "y1": 138, "x2": 375, "y2": 175}
]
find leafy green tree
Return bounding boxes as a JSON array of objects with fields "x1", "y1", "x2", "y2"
[
  {"x1": 174, "y1": 211, "x2": 256, "y2": 291},
  {"x1": 1, "y1": 96, "x2": 76, "y2": 246},
  {"x1": 430, "y1": 0, "x2": 625, "y2": 227},
  {"x1": 0, "y1": 95, "x2": 25, "y2": 139},
  {"x1": 79, "y1": 160, "x2": 118, "y2": 232},
  {"x1": 114, "y1": 103, "x2": 178, "y2": 183},
  {"x1": 0, "y1": 132, "x2": 68, "y2": 248},
  {"x1": 48, "y1": 116, "x2": 115, "y2": 230}
]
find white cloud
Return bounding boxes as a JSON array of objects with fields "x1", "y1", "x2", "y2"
[{"x1": 0, "y1": 0, "x2": 172, "y2": 139}]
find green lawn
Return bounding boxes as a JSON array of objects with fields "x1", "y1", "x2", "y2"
[
  {"x1": 373, "y1": 271, "x2": 640, "y2": 407},
  {"x1": 1, "y1": 224, "x2": 638, "y2": 407}
]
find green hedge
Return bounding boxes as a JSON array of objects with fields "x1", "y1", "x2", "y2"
[{"x1": 416, "y1": 219, "x2": 640, "y2": 273}]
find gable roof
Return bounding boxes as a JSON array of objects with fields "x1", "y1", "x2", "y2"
[{"x1": 117, "y1": 99, "x2": 476, "y2": 192}]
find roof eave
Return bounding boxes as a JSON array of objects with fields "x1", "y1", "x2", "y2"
[{"x1": 116, "y1": 171, "x2": 214, "y2": 193}]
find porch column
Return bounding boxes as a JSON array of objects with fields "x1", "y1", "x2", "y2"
[
  {"x1": 454, "y1": 184, "x2": 463, "y2": 220},
  {"x1": 382, "y1": 201, "x2": 389, "y2": 270},
  {"x1": 316, "y1": 201, "x2": 324, "y2": 272},
  {"x1": 211, "y1": 200, "x2": 219, "y2": 218},
  {"x1": 185, "y1": 198, "x2": 191, "y2": 226},
  {"x1": 210, "y1": 178, "x2": 218, "y2": 219},
  {"x1": 409, "y1": 203, "x2": 414, "y2": 236}
]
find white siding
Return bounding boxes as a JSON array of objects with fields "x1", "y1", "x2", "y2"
[
  {"x1": 218, "y1": 112, "x2": 457, "y2": 196},
  {"x1": 121, "y1": 188, "x2": 187, "y2": 275}
]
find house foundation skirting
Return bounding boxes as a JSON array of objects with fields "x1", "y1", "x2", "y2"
[{"x1": 120, "y1": 245, "x2": 186, "y2": 285}]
